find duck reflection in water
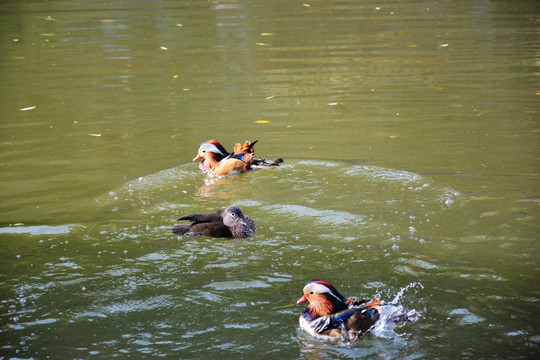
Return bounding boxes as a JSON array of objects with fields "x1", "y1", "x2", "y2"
[{"x1": 172, "y1": 205, "x2": 256, "y2": 238}]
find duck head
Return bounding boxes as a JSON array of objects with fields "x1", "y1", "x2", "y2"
[
  {"x1": 297, "y1": 279, "x2": 349, "y2": 317},
  {"x1": 193, "y1": 140, "x2": 230, "y2": 171},
  {"x1": 220, "y1": 206, "x2": 256, "y2": 238}
]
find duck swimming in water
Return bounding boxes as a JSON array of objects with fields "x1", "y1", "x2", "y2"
[
  {"x1": 172, "y1": 205, "x2": 256, "y2": 238},
  {"x1": 297, "y1": 279, "x2": 385, "y2": 342},
  {"x1": 193, "y1": 139, "x2": 283, "y2": 177}
]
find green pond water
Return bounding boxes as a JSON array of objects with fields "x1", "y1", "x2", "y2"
[{"x1": 0, "y1": 0, "x2": 539, "y2": 358}]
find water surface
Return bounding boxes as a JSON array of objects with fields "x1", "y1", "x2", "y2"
[{"x1": 0, "y1": 0, "x2": 538, "y2": 358}]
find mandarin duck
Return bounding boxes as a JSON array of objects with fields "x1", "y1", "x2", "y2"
[
  {"x1": 193, "y1": 139, "x2": 283, "y2": 177},
  {"x1": 172, "y1": 205, "x2": 256, "y2": 238},
  {"x1": 297, "y1": 279, "x2": 385, "y2": 342}
]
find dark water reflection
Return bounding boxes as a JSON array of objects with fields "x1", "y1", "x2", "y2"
[{"x1": 1, "y1": 0, "x2": 539, "y2": 358}]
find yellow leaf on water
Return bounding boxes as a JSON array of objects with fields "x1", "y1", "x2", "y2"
[
  {"x1": 255, "y1": 42, "x2": 270, "y2": 46},
  {"x1": 389, "y1": 135, "x2": 398, "y2": 139},
  {"x1": 476, "y1": 110, "x2": 490, "y2": 117},
  {"x1": 255, "y1": 120, "x2": 270, "y2": 124},
  {"x1": 40, "y1": 33, "x2": 56, "y2": 37},
  {"x1": 260, "y1": 33, "x2": 273, "y2": 36},
  {"x1": 173, "y1": 74, "x2": 178, "y2": 78},
  {"x1": 160, "y1": 46, "x2": 168, "y2": 50},
  {"x1": 101, "y1": 19, "x2": 115, "y2": 22}
]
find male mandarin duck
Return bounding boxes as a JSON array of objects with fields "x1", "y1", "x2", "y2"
[
  {"x1": 297, "y1": 279, "x2": 385, "y2": 342},
  {"x1": 171, "y1": 205, "x2": 256, "y2": 238},
  {"x1": 193, "y1": 139, "x2": 283, "y2": 177}
]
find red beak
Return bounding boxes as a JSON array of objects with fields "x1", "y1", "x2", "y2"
[
  {"x1": 297, "y1": 294, "x2": 308, "y2": 304},
  {"x1": 193, "y1": 154, "x2": 202, "y2": 161}
]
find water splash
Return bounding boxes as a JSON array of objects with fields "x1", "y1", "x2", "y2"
[
  {"x1": 389, "y1": 282, "x2": 425, "y2": 305},
  {"x1": 369, "y1": 282, "x2": 424, "y2": 340}
]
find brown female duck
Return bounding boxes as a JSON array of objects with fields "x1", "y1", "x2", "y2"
[{"x1": 172, "y1": 205, "x2": 256, "y2": 238}]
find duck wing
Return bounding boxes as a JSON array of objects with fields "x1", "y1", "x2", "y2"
[
  {"x1": 177, "y1": 211, "x2": 223, "y2": 223},
  {"x1": 178, "y1": 221, "x2": 233, "y2": 238},
  {"x1": 173, "y1": 210, "x2": 233, "y2": 237},
  {"x1": 308, "y1": 299, "x2": 382, "y2": 338}
]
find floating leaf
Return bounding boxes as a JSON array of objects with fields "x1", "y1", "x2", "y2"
[
  {"x1": 89, "y1": 133, "x2": 102, "y2": 137},
  {"x1": 255, "y1": 42, "x2": 270, "y2": 46},
  {"x1": 160, "y1": 46, "x2": 168, "y2": 50},
  {"x1": 255, "y1": 120, "x2": 270, "y2": 124},
  {"x1": 475, "y1": 110, "x2": 490, "y2": 117},
  {"x1": 389, "y1": 135, "x2": 398, "y2": 139},
  {"x1": 19, "y1": 106, "x2": 36, "y2": 111},
  {"x1": 260, "y1": 33, "x2": 273, "y2": 36}
]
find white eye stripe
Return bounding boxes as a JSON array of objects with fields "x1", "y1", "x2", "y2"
[
  {"x1": 304, "y1": 283, "x2": 344, "y2": 302},
  {"x1": 201, "y1": 144, "x2": 227, "y2": 155},
  {"x1": 305, "y1": 283, "x2": 332, "y2": 294}
]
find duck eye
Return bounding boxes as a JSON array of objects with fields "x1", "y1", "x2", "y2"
[{"x1": 310, "y1": 292, "x2": 314, "y2": 294}]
